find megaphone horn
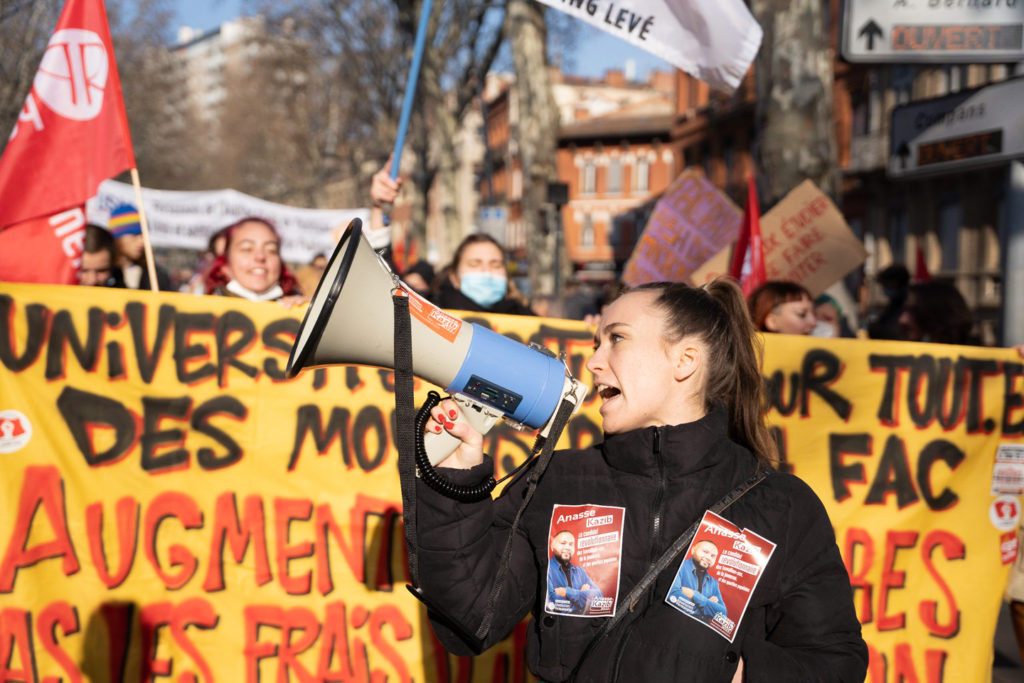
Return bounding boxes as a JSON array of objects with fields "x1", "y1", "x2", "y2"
[{"x1": 286, "y1": 219, "x2": 588, "y2": 466}]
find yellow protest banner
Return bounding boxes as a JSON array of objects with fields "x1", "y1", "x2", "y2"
[{"x1": 0, "y1": 284, "x2": 1020, "y2": 683}]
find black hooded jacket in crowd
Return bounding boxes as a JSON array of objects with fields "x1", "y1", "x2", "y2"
[
  {"x1": 434, "y1": 278, "x2": 536, "y2": 316},
  {"x1": 414, "y1": 406, "x2": 868, "y2": 683}
]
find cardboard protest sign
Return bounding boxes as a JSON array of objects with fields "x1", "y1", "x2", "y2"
[
  {"x1": 691, "y1": 180, "x2": 866, "y2": 296},
  {"x1": 622, "y1": 170, "x2": 741, "y2": 286}
]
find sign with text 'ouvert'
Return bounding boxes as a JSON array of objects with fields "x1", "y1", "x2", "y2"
[
  {"x1": 843, "y1": 0, "x2": 1024, "y2": 63},
  {"x1": 0, "y1": 283, "x2": 1021, "y2": 683}
]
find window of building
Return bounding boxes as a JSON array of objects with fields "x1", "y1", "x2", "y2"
[
  {"x1": 723, "y1": 137, "x2": 735, "y2": 183},
  {"x1": 892, "y1": 65, "x2": 914, "y2": 105},
  {"x1": 582, "y1": 161, "x2": 596, "y2": 194},
  {"x1": 888, "y1": 206, "x2": 907, "y2": 265},
  {"x1": 581, "y1": 214, "x2": 595, "y2": 248},
  {"x1": 851, "y1": 91, "x2": 869, "y2": 138},
  {"x1": 938, "y1": 199, "x2": 962, "y2": 270},
  {"x1": 635, "y1": 156, "x2": 650, "y2": 193},
  {"x1": 868, "y1": 70, "x2": 882, "y2": 132},
  {"x1": 946, "y1": 65, "x2": 965, "y2": 93},
  {"x1": 684, "y1": 146, "x2": 695, "y2": 169},
  {"x1": 607, "y1": 158, "x2": 622, "y2": 194}
]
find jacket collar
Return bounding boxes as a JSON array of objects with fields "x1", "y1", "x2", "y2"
[{"x1": 601, "y1": 404, "x2": 732, "y2": 477}]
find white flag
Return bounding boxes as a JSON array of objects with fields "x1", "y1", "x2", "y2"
[{"x1": 538, "y1": 0, "x2": 762, "y2": 93}]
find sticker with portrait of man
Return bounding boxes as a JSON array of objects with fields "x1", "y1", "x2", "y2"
[
  {"x1": 665, "y1": 510, "x2": 776, "y2": 641},
  {"x1": 544, "y1": 503, "x2": 625, "y2": 618}
]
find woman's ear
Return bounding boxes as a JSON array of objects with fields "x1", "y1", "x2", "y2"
[
  {"x1": 673, "y1": 341, "x2": 701, "y2": 382},
  {"x1": 763, "y1": 311, "x2": 780, "y2": 332}
]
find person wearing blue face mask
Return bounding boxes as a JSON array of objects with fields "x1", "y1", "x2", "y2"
[{"x1": 434, "y1": 233, "x2": 536, "y2": 315}]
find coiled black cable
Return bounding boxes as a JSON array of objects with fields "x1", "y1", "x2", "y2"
[{"x1": 414, "y1": 391, "x2": 497, "y2": 502}]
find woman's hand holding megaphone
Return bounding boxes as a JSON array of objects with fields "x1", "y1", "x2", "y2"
[{"x1": 426, "y1": 397, "x2": 485, "y2": 469}]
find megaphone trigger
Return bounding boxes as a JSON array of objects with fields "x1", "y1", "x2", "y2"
[{"x1": 422, "y1": 394, "x2": 503, "y2": 467}]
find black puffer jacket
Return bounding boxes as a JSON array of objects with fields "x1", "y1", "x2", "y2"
[{"x1": 415, "y1": 407, "x2": 868, "y2": 683}]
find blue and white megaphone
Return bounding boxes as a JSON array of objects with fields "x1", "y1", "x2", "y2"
[{"x1": 286, "y1": 220, "x2": 588, "y2": 465}]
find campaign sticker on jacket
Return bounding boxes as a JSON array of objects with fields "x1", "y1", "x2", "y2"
[
  {"x1": 665, "y1": 510, "x2": 776, "y2": 642},
  {"x1": 545, "y1": 504, "x2": 625, "y2": 618}
]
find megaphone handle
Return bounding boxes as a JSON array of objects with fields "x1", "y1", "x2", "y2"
[{"x1": 422, "y1": 394, "x2": 502, "y2": 467}]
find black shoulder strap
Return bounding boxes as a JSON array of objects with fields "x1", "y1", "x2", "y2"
[
  {"x1": 393, "y1": 293, "x2": 420, "y2": 587},
  {"x1": 568, "y1": 465, "x2": 772, "y2": 682}
]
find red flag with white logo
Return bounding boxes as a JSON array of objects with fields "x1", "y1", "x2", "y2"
[
  {"x1": 0, "y1": 0, "x2": 134, "y2": 284},
  {"x1": 728, "y1": 174, "x2": 766, "y2": 297}
]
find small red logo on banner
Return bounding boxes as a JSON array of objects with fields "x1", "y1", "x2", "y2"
[{"x1": 1001, "y1": 531, "x2": 1018, "y2": 565}]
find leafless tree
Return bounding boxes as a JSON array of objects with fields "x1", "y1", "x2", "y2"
[
  {"x1": 107, "y1": 0, "x2": 204, "y2": 190},
  {"x1": 752, "y1": 0, "x2": 838, "y2": 202},
  {"x1": 0, "y1": 0, "x2": 61, "y2": 153},
  {"x1": 507, "y1": 0, "x2": 562, "y2": 298}
]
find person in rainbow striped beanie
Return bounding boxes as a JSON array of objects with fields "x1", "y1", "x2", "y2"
[{"x1": 108, "y1": 203, "x2": 171, "y2": 291}]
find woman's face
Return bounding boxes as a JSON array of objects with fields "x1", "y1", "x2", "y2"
[
  {"x1": 765, "y1": 295, "x2": 816, "y2": 335},
  {"x1": 224, "y1": 221, "x2": 282, "y2": 294},
  {"x1": 452, "y1": 241, "x2": 504, "y2": 286},
  {"x1": 585, "y1": 290, "x2": 703, "y2": 434},
  {"x1": 814, "y1": 301, "x2": 841, "y2": 336}
]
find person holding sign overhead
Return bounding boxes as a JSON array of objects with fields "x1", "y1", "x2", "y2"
[{"x1": 412, "y1": 278, "x2": 867, "y2": 682}]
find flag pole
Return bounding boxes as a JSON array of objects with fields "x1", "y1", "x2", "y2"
[
  {"x1": 128, "y1": 167, "x2": 159, "y2": 293},
  {"x1": 389, "y1": 0, "x2": 434, "y2": 182},
  {"x1": 380, "y1": 0, "x2": 433, "y2": 232}
]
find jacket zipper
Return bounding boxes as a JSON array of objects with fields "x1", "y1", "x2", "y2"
[
  {"x1": 609, "y1": 427, "x2": 666, "y2": 681},
  {"x1": 650, "y1": 427, "x2": 666, "y2": 562}
]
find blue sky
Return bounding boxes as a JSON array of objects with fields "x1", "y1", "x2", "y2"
[{"x1": 171, "y1": 0, "x2": 670, "y2": 80}]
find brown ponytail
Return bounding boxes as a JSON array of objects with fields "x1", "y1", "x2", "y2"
[
  {"x1": 703, "y1": 279, "x2": 777, "y2": 464},
  {"x1": 636, "y1": 278, "x2": 777, "y2": 466}
]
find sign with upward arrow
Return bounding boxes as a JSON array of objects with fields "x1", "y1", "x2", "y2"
[
  {"x1": 858, "y1": 20, "x2": 883, "y2": 51},
  {"x1": 843, "y1": 0, "x2": 1024, "y2": 63}
]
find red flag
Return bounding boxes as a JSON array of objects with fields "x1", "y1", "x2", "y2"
[
  {"x1": 0, "y1": 0, "x2": 134, "y2": 284},
  {"x1": 914, "y1": 241, "x2": 931, "y2": 283},
  {"x1": 728, "y1": 174, "x2": 766, "y2": 297}
]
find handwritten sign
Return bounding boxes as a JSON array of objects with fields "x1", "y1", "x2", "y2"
[
  {"x1": 622, "y1": 170, "x2": 741, "y2": 286},
  {"x1": 692, "y1": 180, "x2": 866, "y2": 296}
]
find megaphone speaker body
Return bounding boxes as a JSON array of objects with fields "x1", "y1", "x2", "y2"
[{"x1": 287, "y1": 220, "x2": 571, "y2": 440}]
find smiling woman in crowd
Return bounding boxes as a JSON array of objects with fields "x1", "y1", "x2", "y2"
[{"x1": 204, "y1": 217, "x2": 301, "y2": 304}]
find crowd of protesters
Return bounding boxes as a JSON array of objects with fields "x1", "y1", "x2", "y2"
[
  {"x1": 66, "y1": 169, "x2": 1024, "y2": 675},
  {"x1": 80, "y1": 199, "x2": 991, "y2": 351}
]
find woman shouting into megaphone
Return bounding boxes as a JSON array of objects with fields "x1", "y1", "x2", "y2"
[{"x1": 413, "y1": 278, "x2": 867, "y2": 683}]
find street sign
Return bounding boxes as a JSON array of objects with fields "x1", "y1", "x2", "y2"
[
  {"x1": 889, "y1": 76, "x2": 1024, "y2": 178},
  {"x1": 843, "y1": 0, "x2": 1024, "y2": 63},
  {"x1": 476, "y1": 205, "x2": 508, "y2": 242}
]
